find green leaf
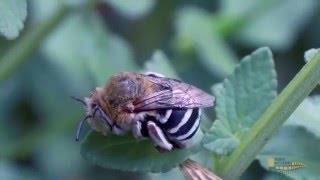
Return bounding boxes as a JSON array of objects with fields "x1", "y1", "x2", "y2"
[
  {"x1": 285, "y1": 96, "x2": 320, "y2": 138},
  {"x1": 0, "y1": 0, "x2": 27, "y2": 40},
  {"x1": 103, "y1": 0, "x2": 155, "y2": 19},
  {"x1": 232, "y1": 0, "x2": 317, "y2": 50},
  {"x1": 147, "y1": 168, "x2": 184, "y2": 180},
  {"x1": 263, "y1": 173, "x2": 292, "y2": 180},
  {"x1": 202, "y1": 47, "x2": 277, "y2": 155},
  {"x1": 81, "y1": 130, "x2": 203, "y2": 173},
  {"x1": 217, "y1": 48, "x2": 320, "y2": 179},
  {"x1": 202, "y1": 121, "x2": 240, "y2": 155},
  {"x1": 174, "y1": 7, "x2": 237, "y2": 77},
  {"x1": 258, "y1": 126, "x2": 320, "y2": 179}
]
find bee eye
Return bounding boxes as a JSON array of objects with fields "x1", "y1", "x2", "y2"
[{"x1": 92, "y1": 104, "x2": 97, "y2": 108}]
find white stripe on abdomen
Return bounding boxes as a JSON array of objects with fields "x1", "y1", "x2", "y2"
[
  {"x1": 176, "y1": 115, "x2": 200, "y2": 140},
  {"x1": 168, "y1": 109, "x2": 193, "y2": 134}
]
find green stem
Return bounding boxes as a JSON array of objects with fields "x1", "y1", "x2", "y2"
[
  {"x1": 217, "y1": 52, "x2": 320, "y2": 179},
  {"x1": 0, "y1": 5, "x2": 71, "y2": 83}
]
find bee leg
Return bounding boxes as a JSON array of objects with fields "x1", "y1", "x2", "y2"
[
  {"x1": 132, "y1": 121, "x2": 148, "y2": 139},
  {"x1": 146, "y1": 121, "x2": 173, "y2": 151},
  {"x1": 112, "y1": 124, "x2": 126, "y2": 135}
]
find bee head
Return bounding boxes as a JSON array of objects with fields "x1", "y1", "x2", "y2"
[{"x1": 71, "y1": 94, "x2": 113, "y2": 141}]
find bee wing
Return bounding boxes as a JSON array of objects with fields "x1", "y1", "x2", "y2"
[{"x1": 133, "y1": 76, "x2": 215, "y2": 111}]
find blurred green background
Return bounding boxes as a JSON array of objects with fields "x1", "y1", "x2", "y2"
[{"x1": 1, "y1": 0, "x2": 320, "y2": 179}]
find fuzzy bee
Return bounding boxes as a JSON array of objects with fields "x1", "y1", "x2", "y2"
[{"x1": 74, "y1": 72, "x2": 214, "y2": 151}]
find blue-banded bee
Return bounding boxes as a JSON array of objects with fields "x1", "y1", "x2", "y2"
[{"x1": 74, "y1": 72, "x2": 214, "y2": 151}]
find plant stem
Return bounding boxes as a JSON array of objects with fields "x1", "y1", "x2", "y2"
[{"x1": 217, "y1": 52, "x2": 320, "y2": 179}]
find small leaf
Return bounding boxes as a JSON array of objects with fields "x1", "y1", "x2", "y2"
[
  {"x1": 103, "y1": 0, "x2": 155, "y2": 19},
  {"x1": 0, "y1": 0, "x2": 27, "y2": 40},
  {"x1": 81, "y1": 130, "x2": 203, "y2": 172},
  {"x1": 258, "y1": 126, "x2": 320, "y2": 179},
  {"x1": 203, "y1": 47, "x2": 277, "y2": 155},
  {"x1": 202, "y1": 121, "x2": 239, "y2": 155}
]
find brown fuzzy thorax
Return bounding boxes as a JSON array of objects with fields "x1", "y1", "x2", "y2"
[{"x1": 91, "y1": 73, "x2": 156, "y2": 126}]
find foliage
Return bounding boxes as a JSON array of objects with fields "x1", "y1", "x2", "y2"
[
  {"x1": 226, "y1": 0, "x2": 318, "y2": 51},
  {"x1": 0, "y1": 0, "x2": 27, "y2": 40},
  {"x1": 81, "y1": 131, "x2": 202, "y2": 173},
  {"x1": 103, "y1": 0, "x2": 156, "y2": 19},
  {"x1": 258, "y1": 96, "x2": 320, "y2": 180},
  {"x1": 1, "y1": 0, "x2": 320, "y2": 180},
  {"x1": 202, "y1": 48, "x2": 277, "y2": 155}
]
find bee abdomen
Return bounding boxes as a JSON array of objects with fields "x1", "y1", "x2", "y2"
[{"x1": 157, "y1": 108, "x2": 201, "y2": 141}]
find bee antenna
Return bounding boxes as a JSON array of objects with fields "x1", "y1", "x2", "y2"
[
  {"x1": 71, "y1": 96, "x2": 86, "y2": 106},
  {"x1": 76, "y1": 115, "x2": 90, "y2": 141}
]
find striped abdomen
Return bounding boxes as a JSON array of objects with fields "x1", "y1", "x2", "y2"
[{"x1": 156, "y1": 108, "x2": 201, "y2": 146}]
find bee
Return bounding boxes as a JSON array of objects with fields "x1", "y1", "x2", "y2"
[{"x1": 73, "y1": 72, "x2": 214, "y2": 151}]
